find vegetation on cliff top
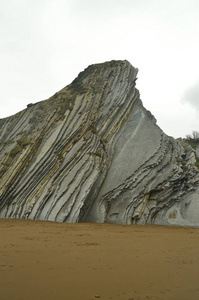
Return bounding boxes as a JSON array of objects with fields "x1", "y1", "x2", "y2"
[{"x1": 184, "y1": 130, "x2": 199, "y2": 169}]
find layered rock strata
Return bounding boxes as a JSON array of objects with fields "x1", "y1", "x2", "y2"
[{"x1": 0, "y1": 60, "x2": 199, "y2": 226}]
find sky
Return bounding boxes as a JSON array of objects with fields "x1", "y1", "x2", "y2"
[{"x1": 1, "y1": 0, "x2": 199, "y2": 138}]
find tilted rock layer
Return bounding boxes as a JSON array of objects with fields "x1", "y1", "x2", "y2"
[{"x1": 1, "y1": 60, "x2": 199, "y2": 226}]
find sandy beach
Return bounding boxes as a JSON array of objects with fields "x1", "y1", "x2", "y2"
[{"x1": 0, "y1": 219, "x2": 199, "y2": 300}]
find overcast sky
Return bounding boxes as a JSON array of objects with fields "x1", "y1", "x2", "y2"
[{"x1": 1, "y1": 0, "x2": 199, "y2": 138}]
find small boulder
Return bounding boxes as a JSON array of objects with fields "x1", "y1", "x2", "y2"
[{"x1": 27, "y1": 103, "x2": 34, "y2": 108}]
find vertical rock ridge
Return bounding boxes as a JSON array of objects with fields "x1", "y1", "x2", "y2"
[{"x1": 0, "y1": 60, "x2": 199, "y2": 226}]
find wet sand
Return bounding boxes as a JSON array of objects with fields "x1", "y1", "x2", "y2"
[{"x1": 0, "y1": 219, "x2": 199, "y2": 300}]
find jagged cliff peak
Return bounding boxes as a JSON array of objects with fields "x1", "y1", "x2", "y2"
[{"x1": 0, "y1": 60, "x2": 199, "y2": 226}]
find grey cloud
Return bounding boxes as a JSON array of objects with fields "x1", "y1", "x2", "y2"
[{"x1": 182, "y1": 81, "x2": 199, "y2": 110}]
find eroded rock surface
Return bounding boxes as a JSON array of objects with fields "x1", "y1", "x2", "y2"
[{"x1": 0, "y1": 60, "x2": 199, "y2": 225}]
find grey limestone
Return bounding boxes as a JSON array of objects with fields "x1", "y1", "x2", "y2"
[{"x1": 0, "y1": 60, "x2": 199, "y2": 226}]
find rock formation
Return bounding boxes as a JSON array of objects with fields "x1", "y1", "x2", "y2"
[{"x1": 0, "y1": 60, "x2": 199, "y2": 226}]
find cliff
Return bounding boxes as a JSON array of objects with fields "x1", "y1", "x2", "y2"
[{"x1": 0, "y1": 60, "x2": 199, "y2": 226}]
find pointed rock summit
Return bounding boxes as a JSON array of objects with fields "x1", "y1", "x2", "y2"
[{"x1": 0, "y1": 60, "x2": 199, "y2": 226}]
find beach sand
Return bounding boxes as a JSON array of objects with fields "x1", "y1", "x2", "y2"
[{"x1": 0, "y1": 219, "x2": 199, "y2": 300}]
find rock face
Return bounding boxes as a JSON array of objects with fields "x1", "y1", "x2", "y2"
[{"x1": 0, "y1": 60, "x2": 199, "y2": 226}]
